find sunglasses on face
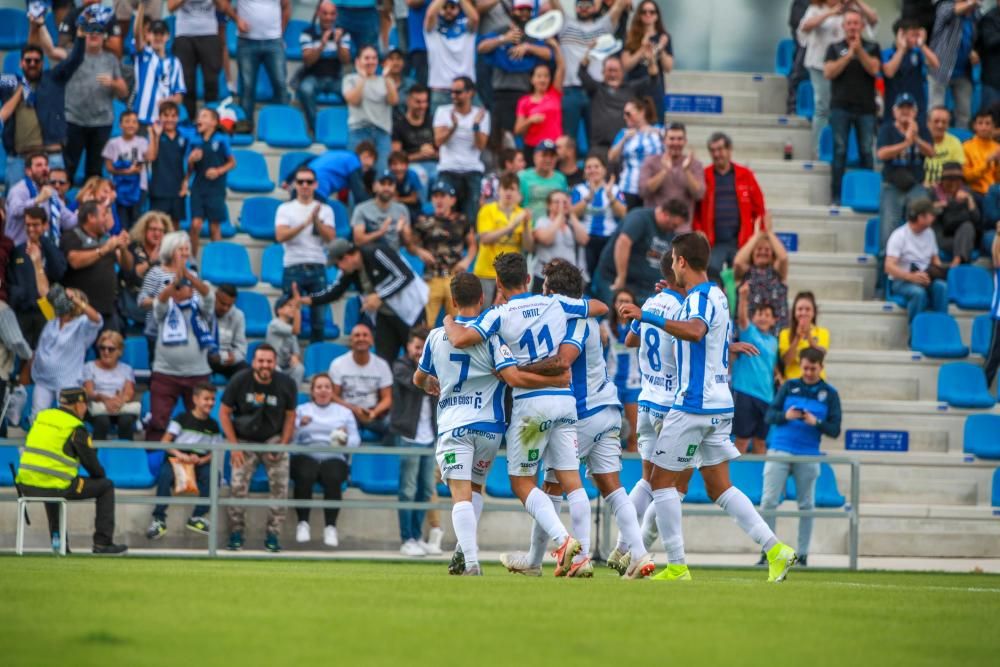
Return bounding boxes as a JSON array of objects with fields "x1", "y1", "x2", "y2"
[
  {"x1": 49, "y1": 179, "x2": 67, "y2": 186},
  {"x1": 451, "y1": 88, "x2": 469, "y2": 95},
  {"x1": 98, "y1": 346, "x2": 118, "y2": 353},
  {"x1": 296, "y1": 179, "x2": 316, "y2": 185},
  {"x1": 22, "y1": 58, "x2": 41, "y2": 65}
]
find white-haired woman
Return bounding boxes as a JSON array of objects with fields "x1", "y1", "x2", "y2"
[{"x1": 138, "y1": 231, "x2": 196, "y2": 363}]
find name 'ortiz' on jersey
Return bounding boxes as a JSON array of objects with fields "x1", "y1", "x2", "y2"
[
  {"x1": 471, "y1": 293, "x2": 591, "y2": 398},
  {"x1": 630, "y1": 288, "x2": 684, "y2": 411},
  {"x1": 418, "y1": 316, "x2": 517, "y2": 435},
  {"x1": 673, "y1": 281, "x2": 734, "y2": 414},
  {"x1": 564, "y1": 317, "x2": 620, "y2": 418}
]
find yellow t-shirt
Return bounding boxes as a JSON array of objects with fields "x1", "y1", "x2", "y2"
[
  {"x1": 474, "y1": 202, "x2": 524, "y2": 279},
  {"x1": 924, "y1": 134, "x2": 965, "y2": 186},
  {"x1": 961, "y1": 136, "x2": 1000, "y2": 194},
  {"x1": 778, "y1": 325, "x2": 830, "y2": 380}
]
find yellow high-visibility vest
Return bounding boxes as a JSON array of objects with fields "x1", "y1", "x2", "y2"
[{"x1": 15, "y1": 408, "x2": 85, "y2": 490}]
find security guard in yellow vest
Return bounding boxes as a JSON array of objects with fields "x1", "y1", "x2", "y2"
[{"x1": 15, "y1": 387, "x2": 127, "y2": 554}]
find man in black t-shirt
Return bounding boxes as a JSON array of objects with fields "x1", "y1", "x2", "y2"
[
  {"x1": 876, "y1": 93, "x2": 934, "y2": 248},
  {"x1": 391, "y1": 84, "x2": 438, "y2": 191},
  {"x1": 824, "y1": 8, "x2": 880, "y2": 204},
  {"x1": 221, "y1": 344, "x2": 297, "y2": 553},
  {"x1": 296, "y1": 1, "x2": 352, "y2": 133}
]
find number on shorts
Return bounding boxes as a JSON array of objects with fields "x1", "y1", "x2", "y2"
[
  {"x1": 519, "y1": 324, "x2": 554, "y2": 361},
  {"x1": 450, "y1": 353, "x2": 471, "y2": 393},
  {"x1": 644, "y1": 327, "x2": 661, "y2": 372}
]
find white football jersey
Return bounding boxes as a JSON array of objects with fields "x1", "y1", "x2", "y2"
[
  {"x1": 630, "y1": 289, "x2": 684, "y2": 410},
  {"x1": 673, "y1": 282, "x2": 734, "y2": 414},
  {"x1": 564, "y1": 317, "x2": 621, "y2": 418}
]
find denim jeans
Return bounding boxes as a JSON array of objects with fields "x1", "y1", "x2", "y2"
[
  {"x1": 282, "y1": 263, "x2": 328, "y2": 343},
  {"x1": 439, "y1": 170, "x2": 483, "y2": 228},
  {"x1": 397, "y1": 438, "x2": 435, "y2": 542},
  {"x1": 153, "y1": 459, "x2": 211, "y2": 521},
  {"x1": 562, "y1": 86, "x2": 590, "y2": 145},
  {"x1": 297, "y1": 75, "x2": 341, "y2": 132},
  {"x1": 348, "y1": 125, "x2": 392, "y2": 174},
  {"x1": 337, "y1": 7, "x2": 380, "y2": 50},
  {"x1": 829, "y1": 108, "x2": 875, "y2": 202},
  {"x1": 237, "y1": 37, "x2": 289, "y2": 121},
  {"x1": 890, "y1": 278, "x2": 948, "y2": 323},
  {"x1": 929, "y1": 75, "x2": 973, "y2": 130},
  {"x1": 879, "y1": 183, "x2": 928, "y2": 252},
  {"x1": 6, "y1": 153, "x2": 64, "y2": 190},
  {"x1": 982, "y1": 84, "x2": 1000, "y2": 117},
  {"x1": 808, "y1": 67, "x2": 831, "y2": 159},
  {"x1": 760, "y1": 459, "x2": 820, "y2": 556}
]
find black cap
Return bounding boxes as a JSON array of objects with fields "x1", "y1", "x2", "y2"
[
  {"x1": 536, "y1": 139, "x2": 557, "y2": 153},
  {"x1": 274, "y1": 293, "x2": 293, "y2": 314},
  {"x1": 149, "y1": 19, "x2": 170, "y2": 34},
  {"x1": 376, "y1": 169, "x2": 397, "y2": 183},
  {"x1": 59, "y1": 387, "x2": 87, "y2": 406},
  {"x1": 430, "y1": 180, "x2": 457, "y2": 196}
]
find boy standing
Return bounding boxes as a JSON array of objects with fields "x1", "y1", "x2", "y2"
[
  {"x1": 132, "y1": 4, "x2": 186, "y2": 128},
  {"x1": 147, "y1": 101, "x2": 189, "y2": 227},
  {"x1": 266, "y1": 290, "x2": 305, "y2": 384},
  {"x1": 732, "y1": 281, "x2": 779, "y2": 455},
  {"x1": 102, "y1": 110, "x2": 151, "y2": 230}
]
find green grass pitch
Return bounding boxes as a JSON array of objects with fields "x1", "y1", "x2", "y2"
[{"x1": 2, "y1": 557, "x2": 999, "y2": 667}]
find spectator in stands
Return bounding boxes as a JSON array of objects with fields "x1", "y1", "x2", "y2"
[
  {"x1": 7, "y1": 207, "x2": 68, "y2": 348},
  {"x1": 47, "y1": 168, "x2": 72, "y2": 209},
  {"x1": 132, "y1": 6, "x2": 186, "y2": 129},
  {"x1": 343, "y1": 46, "x2": 398, "y2": 174},
  {"x1": 621, "y1": 0, "x2": 673, "y2": 118},
  {"x1": 61, "y1": 201, "x2": 133, "y2": 333},
  {"x1": 335, "y1": 0, "x2": 380, "y2": 50},
  {"x1": 962, "y1": 110, "x2": 1000, "y2": 201},
  {"x1": 140, "y1": 231, "x2": 194, "y2": 361},
  {"x1": 797, "y1": 0, "x2": 854, "y2": 156},
  {"x1": 884, "y1": 197, "x2": 949, "y2": 323},
  {"x1": 424, "y1": 0, "x2": 479, "y2": 111},
  {"x1": 170, "y1": 0, "x2": 224, "y2": 120},
  {"x1": 188, "y1": 108, "x2": 235, "y2": 252},
  {"x1": 733, "y1": 282, "x2": 779, "y2": 455},
  {"x1": 222, "y1": 344, "x2": 298, "y2": 553},
  {"x1": 226, "y1": 0, "x2": 291, "y2": 128},
  {"x1": 531, "y1": 191, "x2": 589, "y2": 292},
  {"x1": 929, "y1": 0, "x2": 979, "y2": 132},
  {"x1": 984, "y1": 227, "x2": 1000, "y2": 388},
  {"x1": 519, "y1": 139, "x2": 568, "y2": 222},
  {"x1": 638, "y1": 120, "x2": 704, "y2": 228},
  {"x1": 276, "y1": 166, "x2": 336, "y2": 343},
  {"x1": 409, "y1": 180, "x2": 475, "y2": 324},
  {"x1": 979, "y1": 1, "x2": 1000, "y2": 112},
  {"x1": 297, "y1": 2, "x2": 352, "y2": 133},
  {"x1": 407, "y1": 0, "x2": 430, "y2": 86},
  {"x1": 602, "y1": 288, "x2": 640, "y2": 452},
  {"x1": 209, "y1": 283, "x2": 248, "y2": 379},
  {"x1": 515, "y1": 46, "x2": 565, "y2": 161},
  {"x1": 779, "y1": 291, "x2": 830, "y2": 380},
  {"x1": 763, "y1": 347, "x2": 842, "y2": 568},
  {"x1": 292, "y1": 372, "x2": 360, "y2": 547},
  {"x1": 392, "y1": 84, "x2": 438, "y2": 191},
  {"x1": 56, "y1": 1, "x2": 123, "y2": 56},
  {"x1": 103, "y1": 111, "x2": 153, "y2": 231},
  {"x1": 5, "y1": 154, "x2": 77, "y2": 248},
  {"x1": 695, "y1": 132, "x2": 767, "y2": 280},
  {"x1": 555, "y1": 135, "x2": 583, "y2": 188},
  {"x1": 876, "y1": 93, "x2": 934, "y2": 249},
  {"x1": 122, "y1": 212, "x2": 172, "y2": 328},
  {"x1": 480, "y1": 148, "x2": 525, "y2": 207},
  {"x1": 434, "y1": 76, "x2": 490, "y2": 225},
  {"x1": 882, "y1": 18, "x2": 939, "y2": 126},
  {"x1": 146, "y1": 382, "x2": 220, "y2": 540},
  {"x1": 266, "y1": 290, "x2": 305, "y2": 384},
  {"x1": 83, "y1": 330, "x2": 139, "y2": 442},
  {"x1": 387, "y1": 152, "x2": 424, "y2": 221},
  {"x1": 931, "y1": 161, "x2": 980, "y2": 266},
  {"x1": 924, "y1": 106, "x2": 965, "y2": 186},
  {"x1": 579, "y1": 53, "x2": 658, "y2": 159},
  {"x1": 733, "y1": 216, "x2": 790, "y2": 331},
  {"x1": 474, "y1": 172, "x2": 532, "y2": 305},
  {"x1": 824, "y1": 8, "x2": 880, "y2": 205},
  {"x1": 599, "y1": 200, "x2": 684, "y2": 304},
  {"x1": 305, "y1": 143, "x2": 375, "y2": 203},
  {"x1": 74, "y1": 177, "x2": 117, "y2": 235},
  {"x1": 329, "y1": 323, "x2": 393, "y2": 436},
  {"x1": 608, "y1": 97, "x2": 662, "y2": 210},
  {"x1": 573, "y1": 154, "x2": 626, "y2": 277},
  {"x1": 147, "y1": 102, "x2": 190, "y2": 228},
  {"x1": 351, "y1": 170, "x2": 411, "y2": 251}
]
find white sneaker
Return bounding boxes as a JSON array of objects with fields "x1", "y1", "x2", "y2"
[
  {"x1": 400, "y1": 539, "x2": 426, "y2": 557},
  {"x1": 323, "y1": 525, "x2": 338, "y2": 547},
  {"x1": 6, "y1": 385, "x2": 26, "y2": 428},
  {"x1": 420, "y1": 529, "x2": 444, "y2": 556},
  {"x1": 499, "y1": 551, "x2": 542, "y2": 576},
  {"x1": 295, "y1": 521, "x2": 310, "y2": 543}
]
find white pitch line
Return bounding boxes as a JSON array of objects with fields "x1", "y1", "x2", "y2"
[{"x1": 707, "y1": 576, "x2": 1000, "y2": 595}]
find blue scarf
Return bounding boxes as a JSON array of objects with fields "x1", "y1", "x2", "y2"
[
  {"x1": 24, "y1": 177, "x2": 61, "y2": 243},
  {"x1": 161, "y1": 296, "x2": 218, "y2": 352},
  {"x1": 19, "y1": 75, "x2": 35, "y2": 108}
]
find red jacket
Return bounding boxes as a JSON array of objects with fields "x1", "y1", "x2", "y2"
[{"x1": 694, "y1": 163, "x2": 766, "y2": 248}]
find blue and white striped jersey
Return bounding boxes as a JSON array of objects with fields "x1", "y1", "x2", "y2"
[
  {"x1": 571, "y1": 181, "x2": 625, "y2": 238},
  {"x1": 604, "y1": 321, "x2": 641, "y2": 393},
  {"x1": 630, "y1": 288, "x2": 684, "y2": 410},
  {"x1": 565, "y1": 317, "x2": 620, "y2": 419},
  {"x1": 613, "y1": 128, "x2": 663, "y2": 195},
  {"x1": 673, "y1": 282, "x2": 734, "y2": 414},
  {"x1": 133, "y1": 45, "x2": 186, "y2": 125},
  {"x1": 418, "y1": 316, "x2": 516, "y2": 435}
]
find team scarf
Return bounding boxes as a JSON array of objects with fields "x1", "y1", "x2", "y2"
[
  {"x1": 161, "y1": 295, "x2": 217, "y2": 352},
  {"x1": 23, "y1": 177, "x2": 62, "y2": 243},
  {"x1": 19, "y1": 75, "x2": 35, "y2": 108}
]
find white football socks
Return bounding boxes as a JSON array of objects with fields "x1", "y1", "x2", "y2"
[
  {"x1": 451, "y1": 501, "x2": 478, "y2": 567},
  {"x1": 716, "y1": 486, "x2": 778, "y2": 552},
  {"x1": 652, "y1": 487, "x2": 686, "y2": 565},
  {"x1": 566, "y1": 488, "x2": 591, "y2": 560},
  {"x1": 527, "y1": 494, "x2": 562, "y2": 567},
  {"x1": 471, "y1": 491, "x2": 484, "y2": 522},
  {"x1": 616, "y1": 478, "x2": 652, "y2": 553},
  {"x1": 606, "y1": 487, "x2": 647, "y2": 559},
  {"x1": 641, "y1": 503, "x2": 658, "y2": 551},
  {"x1": 525, "y1": 487, "x2": 567, "y2": 545}
]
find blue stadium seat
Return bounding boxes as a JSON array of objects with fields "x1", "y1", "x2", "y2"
[
  {"x1": 331, "y1": 199, "x2": 351, "y2": 239},
  {"x1": 730, "y1": 460, "x2": 764, "y2": 505},
  {"x1": 226, "y1": 19, "x2": 237, "y2": 55},
  {"x1": 279, "y1": 151, "x2": 317, "y2": 185},
  {"x1": 864, "y1": 217, "x2": 880, "y2": 256},
  {"x1": 993, "y1": 468, "x2": 1000, "y2": 507},
  {"x1": 0, "y1": 9, "x2": 29, "y2": 49},
  {"x1": 785, "y1": 462, "x2": 845, "y2": 507},
  {"x1": 349, "y1": 453, "x2": 400, "y2": 494},
  {"x1": 258, "y1": 105, "x2": 312, "y2": 148},
  {"x1": 0, "y1": 446, "x2": 18, "y2": 485},
  {"x1": 579, "y1": 465, "x2": 600, "y2": 499},
  {"x1": 972, "y1": 314, "x2": 993, "y2": 356},
  {"x1": 304, "y1": 342, "x2": 349, "y2": 379},
  {"x1": 399, "y1": 249, "x2": 425, "y2": 276},
  {"x1": 963, "y1": 414, "x2": 1000, "y2": 458},
  {"x1": 947, "y1": 265, "x2": 994, "y2": 310},
  {"x1": 949, "y1": 128, "x2": 973, "y2": 143},
  {"x1": 361, "y1": 429, "x2": 384, "y2": 442},
  {"x1": 123, "y1": 336, "x2": 150, "y2": 375},
  {"x1": 774, "y1": 38, "x2": 796, "y2": 76},
  {"x1": 284, "y1": 19, "x2": 310, "y2": 60},
  {"x1": 236, "y1": 291, "x2": 271, "y2": 338},
  {"x1": 297, "y1": 392, "x2": 310, "y2": 405},
  {"x1": 840, "y1": 170, "x2": 880, "y2": 212},
  {"x1": 239, "y1": 196, "x2": 282, "y2": 240},
  {"x1": 316, "y1": 91, "x2": 345, "y2": 105},
  {"x1": 260, "y1": 243, "x2": 285, "y2": 288},
  {"x1": 201, "y1": 242, "x2": 258, "y2": 287},
  {"x1": 795, "y1": 79, "x2": 814, "y2": 121},
  {"x1": 910, "y1": 312, "x2": 969, "y2": 358},
  {"x1": 2, "y1": 51, "x2": 24, "y2": 75},
  {"x1": 683, "y1": 469, "x2": 711, "y2": 503},
  {"x1": 485, "y1": 456, "x2": 527, "y2": 498},
  {"x1": 97, "y1": 449, "x2": 156, "y2": 488},
  {"x1": 228, "y1": 150, "x2": 275, "y2": 193},
  {"x1": 937, "y1": 362, "x2": 996, "y2": 408},
  {"x1": 342, "y1": 294, "x2": 363, "y2": 332},
  {"x1": 316, "y1": 107, "x2": 349, "y2": 149},
  {"x1": 818, "y1": 125, "x2": 861, "y2": 165},
  {"x1": 299, "y1": 306, "x2": 341, "y2": 340},
  {"x1": 327, "y1": 266, "x2": 341, "y2": 284}
]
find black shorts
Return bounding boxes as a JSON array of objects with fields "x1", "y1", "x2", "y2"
[
  {"x1": 733, "y1": 390, "x2": 770, "y2": 440},
  {"x1": 189, "y1": 191, "x2": 227, "y2": 223},
  {"x1": 149, "y1": 196, "x2": 186, "y2": 224}
]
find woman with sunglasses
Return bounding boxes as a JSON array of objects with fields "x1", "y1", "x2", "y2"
[
  {"x1": 343, "y1": 45, "x2": 398, "y2": 174},
  {"x1": 622, "y1": 0, "x2": 673, "y2": 117},
  {"x1": 83, "y1": 330, "x2": 139, "y2": 441},
  {"x1": 120, "y1": 212, "x2": 174, "y2": 329},
  {"x1": 607, "y1": 97, "x2": 662, "y2": 209}
]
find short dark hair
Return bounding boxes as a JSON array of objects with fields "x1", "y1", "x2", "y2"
[
  {"x1": 158, "y1": 100, "x2": 179, "y2": 116},
  {"x1": 216, "y1": 283, "x2": 238, "y2": 298},
  {"x1": 293, "y1": 166, "x2": 316, "y2": 181},
  {"x1": 408, "y1": 325, "x2": 430, "y2": 344},
  {"x1": 409, "y1": 83, "x2": 430, "y2": 98},
  {"x1": 541, "y1": 259, "x2": 584, "y2": 299},
  {"x1": 499, "y1": 148, "x2": 522, "y2": 170},
  {"x1": 451, "y1": 272, "x2": 483, "y2": 307},
  {"x1": 120, "y1": 110, "x2": 138, "y2": 123},
  {"x1": 355, "y1": 140, "x2": 377, "y2": 157},
  {"x1": 799, "y1": 347, "x2": 825, "y2": 365},
  {"x1": 752, "y1": 302, "x2": 775, "y2": 317},
  {"x1": 493, "y1": 252, "x2": 529, "y2": 290},
  {"x1": 77, "y1": 201, "x2": 101, "y2": 226},
  {"x1": 454, "y1": 76, "x2": 475, "y2": 93},
  {"x1": 26, "y1": 152, "x2": 48, "y2": 168},
  {"x1": 974, "y1": 109, "x2": 994, "y2": 124},
  {"x1": 499, "y1": 172, "x2": 520, "y2": 190},
  {"x1": 662, "y1": 199, "x2": 689, "y2": 220},
  {"x1": 21, "y1": 45, "x2": 42, "y2": 59},
  {"x1": 659, "y1": 250, "x2": 677, "y2": 282},
  {"x1": 707, "y1": 131, "x2": 733, "y2": 149},
  {"x1": 24, "y1": 206, "x2": 48, "y2": 223},
  {"x1": 193, "y1": 382, "x2": 216, "y2": 397},
  {"x1": 559, "y1": 136, "x2": 577, "y2": 153},
  {"x1": 254, "y1": 343, "x2": 277, "y2": 360},
  {"x1": 388, "y1": 150, "x2": 409, "y2": 165},
  {"x1": 671, "y1": 232, "x2": 711, "y2": 272}
]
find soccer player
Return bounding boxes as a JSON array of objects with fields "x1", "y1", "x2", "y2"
[
  {"x1": 444, "y1": 252, "x2": 608, "y2": 577},
  {"x1": 619, "y1": 232, "x2": 797, "y2": 583},
  {"x1": 415, "y1": 273, "x2": 570, "y2": 576}
]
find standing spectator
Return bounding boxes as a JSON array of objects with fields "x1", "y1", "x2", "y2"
[
  {"x1": 519, "y1": 139, "x2": 568, "y2": 222},
  {"x1": 882, "y1": 18, "x2": 939, "y2": 126},
  {"x1": 209, "y1": 284, "x2": 249, "y2": 380},
  {"x1": 579, "y1": 53, "x2": 658, "y2": 160},
  {"x1": 61, "y1": 201, "x2": 134, "y2": 332},
  {"x1": 433, "y1": 76, "x2": 490, "y2": 225},
  {"x1": 639, "y1": 121, "x2": 703, "y2": 225},
  {"x1": 979, "y1": 1, "x2": 1000, "y2": 112},
  {"x1": 931, "y1": 161, "x2": 980, "y2": 266},
  {"x1": 608, "y1": 97, "x2": 663, "y2": 210},
  {"x1": 343, "y1": 46, "x2": 398, "y2": 174},
  {"x1": 102, "y1": 112, "x2": 153, "y2": 231},
  {"x1": 602, "y1": 288, "x2": 640, "y2": 452},
  {"x1": 291, "y1": 373, "x2": 360, "y2": 547},
  {"x1": 170, "y1": 0, "x2": 223, "y2": 121},
  {"x1": 388, "y1": 151, "x2": 424, "y2": 221},
  {"x1": 763, "y1": 347, "x2": 842, "y2": 568},
  {"x1": 621, "y1": 0, "x2": 673, "y2": 118},
  {"x1": 479, "y1": 147, "x2": 525, "y2": 207},
  {"x1": 409, "y1": 180, "x2": 476, "y2": 324},
  {"x1": 146, "y1": 105, "x2": 191, "y2": 228},
  {"x1": 392, "y1": 84, "x2": 438, "y2": 192},
  {"x1": 572, "y1": 154, "x2": 626, "y2": 277},
  {"x1": 924, "y1": 105, "x2": 965, "y2": 186},
  {"x1": 139, "y1": 231, "x2": 195, "y2": 361},
  {"x1": 798, "y1": 0, "x2": 851, "y2": 155},
  {"x1": 132, "y1": 6, "x2": 186, "y2": 128},
  {"x1": 266, "y1": 291, "x2": 305, "y2": 384},
  {"x1": 335, "y1": 0, "x2": 381, "y2": 49},
  {"x1": 222, "y1": 344, "x2": 298, "y2": 553},
  {"x1": 227, "y1": 0, "x2": 291, "y2": 129},
  {"x1": 876, "y1": 93, "x2": 934, "y2": 247},
  {"x1": 5, "y1": 154, "x2": 77, "y2": 247},
  {"x1": 599, "y1": 200, "x2": 683, "y2": 305},
  {"x1": 75, "y1": 177, "x2": 118, "y2": 235},
  {"x1": 297, "y1": 1, "x2": 352, "y2": 134},
  {"x1": 121, "y1": 212, "x2": 173, "y2": 328},
  {"x1": 7, "y1": 207, "x2": 68, "y2": 348},
  {"x1": 531, "y1": 191, "x2": 589, "y2": 292},
  {"x1": 779, "y1": 291, "x2": 830, "y2": 381},
  {"x1": 514, "y1": 46, "x2": 565, "y2": 161},
  {"x1": 328, "y1": 324, "x2": 393, "y2": 435},
  {"x1": 884, "y1": 197, "x2": 949, "y2": 323},
  {"x1": 695, "y1": 132, "x2": 767, "y2": 280},
  {"x1": 187, "y1": 108, "x2": 236, "y2": 252},
  {"x1": 424, "y1": 0, "x2": 479, "y2": 112},
  {"x1": 351, "y1": 170, "x2": 411, "y2": 251},
  {"x1": 555, "y1": 135, "x2": 584, "y2": 188},
  {"x1": 733, "y1": 282, "x2": 780, "y2": 455},
  {"x1": 984, "y1": 227, "x2": 1000, "y2": 388},
  {"x1": 824, "y1": 8, "x2": 880, "y2": 205},
  {"x1": 929, "y1": 0, "x2": 979, "y2": 131},
  {"x1": 83, "y1": 330, "x2": 139, "y2": 442},
  {"x1": 276, "y1": 166, "x2": 336, "y2": 342},
  {"x1": 474, "y1": 172, "x2": 533, "y2": 305},
  {"x1": 962, "y1": 110, "x2": 1000, "y2": 200},
  {"x1": 733, "y1": 218, "x2": 790, "y2": 331},
  {"x1": 407, "y1": 0, "x2": 430, "y2": 86}
]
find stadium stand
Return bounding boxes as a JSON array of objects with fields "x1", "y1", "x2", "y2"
[
  {"x1": 257, "y1": 105, "x2": 313, "y2": 149},
  {"x1": 964, "y1": 415, "x2": 1000, "y2": 459},
  {"x1": 971, "y1": 315, "x2": 993, "y2": 356},
  {"x1": 910, "y1": 313, "x2": 970, "y2": 359},
  {"x1": 235, "y1": 291, "x2": 271, "y2": 338},
  {"x1": 947, "y1": 266, "x2": 995, "y2": 311},
  {"x1": 937, "y1": 362, "x2": 996, "y2": 409},
  {"x1": 238, "y1": 197, "x2": 283, "y2": 240},
  {"x1": 201, "y1": 242, "x2": 258, "y2": 287}
]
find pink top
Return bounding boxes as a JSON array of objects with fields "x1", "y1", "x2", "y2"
[{"x1": 516, "y1": 89, "x2": 563, "y2": 148}]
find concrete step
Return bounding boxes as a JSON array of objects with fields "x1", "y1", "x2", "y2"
[
  {"x1": 852, "y1": 464, "x2": 993, "y2": 506},
  {"x1": 771, "y1": 219, "x2": 867, "y2": 253},
  {"x1": 817, "y1": 300, "x2": 986, "y2": 351},
  {"x1": 669, "y1": 112, "x2": 811, "y2": 130},
  {"x1": 743, "y1": 158, "x2": 832, "y2": 207},
  {"x1": 859, "y1": 515, "x2": 1000, "y2": 557},
  {"x1": 686, "y1": 126, "x2": 812, "y2": 163},
  {"x1": 824, "y1": 350, "x2": 945, "y2": 402},
  {"x1": 786, "y1": 252, "x2": 878, "y2": 301},
  {"x1": 668, "y1": 88, "x2": 781, "y2": 115},
  {"x1": 668, "y1": 71, "x2": 788, "y2": 100}
]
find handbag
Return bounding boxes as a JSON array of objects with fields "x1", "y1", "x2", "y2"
[{"x1": 169, "y1": 458, "x2": 199, "y2": 495}]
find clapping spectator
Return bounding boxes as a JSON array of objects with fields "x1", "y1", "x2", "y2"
[
  {"x1": 209, "y1": 284, "x2": 249, "y2": 380},
  {"x1": 75, "y1": 177, "x2": 117, "y2": 233},
  {"x1": 531, "y1": 191, "x2": 589, "y2": 291},
  {"x1": 351, "y1": 169, "x2": 411, "y2": 251},
  {"x1": 382, "y1": 48, "x2": 415, "y2": 111},
  {"x1": 876, "y1": 93, "x2": 933, "y2": 249},
  {"x1": 227, "y1": 0, "x2": 291, "y2": 129},
  {"x1": 147, "y1": 102, "x2": 190, "y2": 228},
  {"x1": 170, "y1": 0, "x2": 223, "y2": 121},
  {"x1": 474, "y1": 172, "x2": 532, "y2": 305},
  {"x1": 882, "y1": 19, "x2": 939, "y2": 125},
  {"x1": 797, "y1": 0, "x2": 854, "y2": 156},
  {"x1": 572, "y1": 154, "x2": 627, "y2": 276},
  {"x1": 387, "y1": 152, "x2": 424, "y2": 222},
  {"x1": 884, "y1": 197, "x2": 949, "y2": 323},
  {"x1": 329, "y1": 324, "x2": 393, "y2": 436},
  {"x1": 514, "y1": 44, "x2": 565, "y2": 161},
  {"x1": 779, "y1": 291, "x2": 830, "y2": 380},
  {"x1": 266, "y1": 290, "x2": 305, "y2": 384},
  {"x1": 924, "y1": 106, "x2": 965, "y2": 186},
  {"x1": 929, "y1": 0, "x2": 979, "y2": 131},
  {"x1": 297, "y1": 1, "x2": 352, "y2": 134},
  {"x1": 343, "y1": 46, "x2": 398, "y2": 174},
  {"x1": 608, "y1": 97, "x2": 663, "y2": 210},
  {"x1": 7, "y1": 207, "x2": 68, "y2": 348},
  {"x1": 733, "y1": 216, "x2": 790, "y2": 331},
  {"x1": 962, "y1": 110, "x2": 1000, "y2": 201},
  {"x1": 579, "y1": 53, "x2": 658, "y2": 160},
  {"x1": 187, "y1": 108, "x2": 235, "y2": 252},
  {"x1": 121, "y1": 212, "x2": 173, "y2": 328},
  {"x1": 83, "y1": 330, "x2": 139, "y2": 441},
  {"x1": 931, "y1": 162, "x2": 979, "y2": 266},
  {"x1": 102, "y1": 111, "x2": 153, "y2": 230},
  {"x1": 433, "y1": 77, "x2": 490, "y2": 225},
  {"x1": 139, "y1": 231, "x2": 195, "y2": 361},
  {"x1": 392, "y1": 85, "x2": 438, "y2": 193},
  {"x1": 5, "y1": 154, "x2": 77, "y2": 247},
  {"x1": 621, "y1": 0, "x2": 673, "y2": 117},
  {"x1": 424, "y1": 0, "x2": 479, "y2": 111},
  {"x1": 479, "y1": 147, "x2": 524, "y2": 206},
  {"x1": 519, "y1": 139, "x2": 568, "y2": 222},
  {"x1": 638, "y1": 121, "x2": 704, "y2": 226},
  {"x1": 733, "y1": 281, "x2": 780, "y2": 455}
]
